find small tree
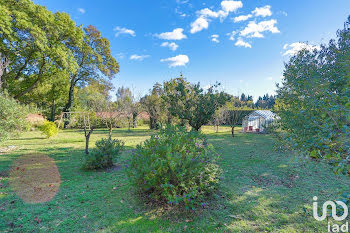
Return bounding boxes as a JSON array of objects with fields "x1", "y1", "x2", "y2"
[
  {"x1": 222, "y1": 101, "x2": 248, "y2": 137},
  {"x1": 82, "y1": 112, "x2": 95, "y2": 154},
  {"x1": 163, "y1": 76, "x2": 229, "y2": 131},
  {"x1": 98, "y1": 103, "x2": 123, "y2": 139},
  {"x1": 132, "y1": 102, "x2": 141, "y2": 128},
  {"x1": 211, "y1": 108, "x2": 225, "y2": 133},
  {"x1": 141, "y1": 83, "x2": 166, "y2": 130},
  {"x1": 223, "y1": 109, "x2": 243, "y2": 137}
]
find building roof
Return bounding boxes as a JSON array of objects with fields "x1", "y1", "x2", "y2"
[{"x1": 249, "y1": 110, "x2": 277, "y2": 120}]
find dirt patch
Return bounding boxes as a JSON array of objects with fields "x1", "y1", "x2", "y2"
[
  {"x1": 0, "y1": 146, "x2": 18, "y2": 154},
  {"x1": 26, "y1": 114, "x2": 45, "y2": 125},
  {"x1": 9, "y1": 154, "x2": 61, "y2": 203}
]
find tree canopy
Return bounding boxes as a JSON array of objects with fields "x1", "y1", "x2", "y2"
[
  {"x1": 275, "y1": 16, "x2": 350, "y2": 173},
  {"x1": 0, "y1": 0, "x2": 119, "y2": 122},
  {"x1": 163, "y1": 75, "x2": 229, "y2": 131}
]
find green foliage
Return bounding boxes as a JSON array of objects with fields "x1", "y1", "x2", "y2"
[
  {"x1": 0, "y1": 0, "x2": 84, "y2": 100},
  {"x1": 163, "y1": 75, "x2": 229, "y2": 131},
  {"x1": 141, "y1": 83, "x2": 168, "y2": 129},
  {"x1": 127, "y1": 125, "x2": 221, "y2": 209},
  {"x1": 39, "y1": 120, "x2": 58, "y2": 138},
  {"x1": 83, "y1": 138, "x2": 125, "y2": 170},
  {"x1": 0, "y1": 0, "x2": 119, "y2": 123},
  {"x1": 275, "y1": 16, "x2": 350, "y2": 173},
  {"x1": 222, "y1": 101, "x2": 254, "y2": 125},
  {"x1": 136, "y1": 118, "x2": 144, "y2": 126},
  {"x1": 0, "y1": 93, "x2": 28, "y2": 141},
  {"x1": 63, "y1": 25, "x2": 119, "y2": 115}
]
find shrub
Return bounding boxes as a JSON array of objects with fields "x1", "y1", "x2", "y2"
[
  {"x1": 0, "y1": 93, "x2": 29, "y2": 142},
  {"x1": 83, "y1": 138, "x2": 125, "y2": 170},
  {"x1": 136, "y1": 119, "x2": 143, "y2": 127},
  {"x1": 127, "y1": 125, "x2": 221, "y2": 209},
  {"x1": 39, "y1": 120, "x2": 59, "y2": 138}
]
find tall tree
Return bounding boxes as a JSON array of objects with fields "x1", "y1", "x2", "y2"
[
  {"x1": 222, "y1": 102, "x2": 245, "y2": 137},
  {"x1": 63, "y1": 25, "x2": 119, "y2": 126},
  {"x1": 0, "y1": 0, "x2": 83, "y2": 100},
  {"x1": 275, "y1": 16, "x2": 350, "y2": 173}
]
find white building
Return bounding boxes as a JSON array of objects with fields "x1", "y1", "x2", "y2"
[{"x1": 242, "y1": 110, "x2": 278, "y2": 133}]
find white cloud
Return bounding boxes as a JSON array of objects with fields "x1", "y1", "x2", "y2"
[
  {"x1": 252, "y1": 5, "x2": 272, "y2": 17},
  {"x1": 130, "y1": 54, "x2": 150, "y2": 61},
  {"x1": 211, "y1": 34, "x2": 220, "y2": 43},
  {"x1": 227, "y1": 31, "x2": 237, "y2": 41},
  {"x1": 235, "y1": 38, "x2": 252, "y2": 48},
  {"x1": 114, "y1": 27, "x2": 136, "y2": 37},
  {"x1": 282, "y1": 42, "x2": 321, "y2": 56},
  {"x1": 198, "y1": 8, "x2": 220, "y2": 18},
  {"x1": 279, "y1": 11, "x2": 288, "y2": 16},
  {"x1": 190, "y1": 17, "x2": 209, "y2": 34},
  {"x1": 266, "y1": 77, "x2": 273, "y2": 80},
  {"x1": 78, "y1": 8, "x2": 86, "y2": 14},
  {"x1": 233, "y1": 14, "x2": 252, "y2": 22},
  {"x1": 156, "y1": 28, "x2": 187, "y2": 40},
  {"x1": 160, "y1": 54, "x2": 189, "y2": 67},
  {"x1": 175, "y1": 8, "x2": 187, "y2": 17},
  {"x1": 190, "y1": 1, "x2": 243, "y2": 33},
  {"x1": 221, "y1": 0, "x2": 243, "y2": 13},
  {"x1": 161, "y1": 42, "x2": 179, "y2": 51},
  {"x1": 176, "y1": 0, "x2": 189, "y2": 3},
  {"x1": 240, "y1": 19, "x2": 280, "y2": 38}
]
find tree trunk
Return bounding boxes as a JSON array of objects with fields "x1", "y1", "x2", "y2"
[
  {"x1": 167, "y1": 115, "x2": 172, "y2": 124},
  {"x1": 231, "y1": 126, "x2": 235, "y2": 137},
  {"x1": 14, "y1": 60, "x2": 46, "y2": 99},
  {"x1": 85, "y1": 128, "x2": 93, "y2": 154},
  {"x1": 149, "y1": 117, "x2": 153, "y2": 129},
  {"x1": 193, "y1": 125, "x2": 200, "y2": 131},
  {"x1": 63, "y1": 79, "x2": 76, "y2": 128},
  {"x1": 108, "y1": 126, "x2": 112, "y2": 140},
  {"x1": 150, "y1": 117, "x2": 157, "y2": 129},
  {"x1": 132, "y1": 112, "x2": 138, "y2": 128},
  {"x1": 50, "y1": 99, "x2": 56, "y2": 122},
  {"x1": 0, "y1": 53, "x2": 10, "y2": 92}
]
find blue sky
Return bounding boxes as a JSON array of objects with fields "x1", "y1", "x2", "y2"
[{"x1": 34, "y1": 0, "x2": 350, "y2": 100}]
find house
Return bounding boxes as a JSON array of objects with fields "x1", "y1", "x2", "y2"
[{"x1": 242, "y1": 110, "x2": 278, "y2": 133}]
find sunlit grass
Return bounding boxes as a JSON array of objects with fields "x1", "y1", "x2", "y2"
[{"x1": 0, "y1": 125, "x2": 349, "y2": 232}]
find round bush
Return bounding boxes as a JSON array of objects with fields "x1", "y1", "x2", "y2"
[
  {"x1": 83, "y1": 138, "x2": 125, "y2": 170},
  {"x1": 39, "y1": 120, "x2": 59, "y2": 138},
  {"x1": 128, "y1": 125, "x2": 221, "y2": 208}
]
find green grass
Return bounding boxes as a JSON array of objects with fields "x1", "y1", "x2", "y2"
[{"x1": 0, "y1": 126, "x2": 349, "y2": 232}]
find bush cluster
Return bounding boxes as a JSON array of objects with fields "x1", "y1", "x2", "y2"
[
  {"x1": 127, "y1": 125, "x2": 221, "y2": 209},
  {"x1": 39, "y1": 120, "x2": 59, "y2": 138},
  {"x1": 0, "y1": 93, "x2": 29, "y2": 142},
  {"x1": 83, "y1": 138, "x2": 125, "y2": 170}
]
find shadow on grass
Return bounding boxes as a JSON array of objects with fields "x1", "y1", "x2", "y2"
[{"x1": 1, "y1": 128, "x2": 348, "y2": 232}]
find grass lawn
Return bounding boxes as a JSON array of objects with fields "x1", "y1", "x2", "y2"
[{"x1": 0, "y1": 126, "x2": 349, "y2": 232}]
